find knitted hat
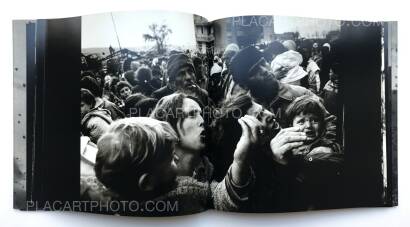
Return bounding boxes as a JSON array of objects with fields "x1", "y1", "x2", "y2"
[{"x1": 167, "y1": 53, "x2": 195, "y2": 82}]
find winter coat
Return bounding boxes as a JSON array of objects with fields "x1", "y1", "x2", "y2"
[{"x1": 269, "y1": 83, "x2": 338, "y2": 142}]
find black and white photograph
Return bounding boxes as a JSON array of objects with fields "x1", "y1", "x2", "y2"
[
  {"x1": 5, "y1": 0, "x2": 409, "y2": 226},
  {"x1": 74, "y1": 12, "x2": 397, "y2": 215}
]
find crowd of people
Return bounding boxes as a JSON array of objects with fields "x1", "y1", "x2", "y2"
[{"x1": 80, "y1": 39, "x2": 343, "y2": 215}]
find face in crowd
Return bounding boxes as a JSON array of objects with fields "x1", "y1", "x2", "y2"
[
  {"x1": 246, "y1": 101, "x2": 276, "y2": 130},
  {"x1": 177, "y1": 97, "x2": 206, "y2": 152},
  {"x1": 174, "y1": 66, "x2": 196, "y2": 91},
  {"x1": 247, "y1": 58, "x2": 279, "y2": 102},
  {"x1": 292, "y1": 112, "x2": 322, "y2": 142},
  {"x1": 119, "y1": 86, "x2": 132, "y2": 100},
  {"x1": 80, "y1": 88, "x2": 95, "y2": 118}
]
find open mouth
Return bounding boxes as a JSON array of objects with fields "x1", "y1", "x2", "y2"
[{"x1": 305, "y1": 131, "x2": 317, "y2": 140}]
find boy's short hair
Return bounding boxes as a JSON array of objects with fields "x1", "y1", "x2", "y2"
[
  {"x1": 285, "y1": 95, "x2": 327, "y2": 127},
  {"x1": 94, "y1": 117, "x2": 178, "y2": 198}
]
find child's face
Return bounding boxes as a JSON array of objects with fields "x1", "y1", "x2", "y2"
[
  {"x1": 119, "y1": 86, "x2": 132, "y2": 99},
  {"x1": 292, "y1": 112, "x2": 322, "y2": 142}
]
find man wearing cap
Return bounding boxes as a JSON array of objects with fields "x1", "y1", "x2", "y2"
[
  {"x1": 229, "y1": 47, "x2": 340, "y2": 212},
  {"x1": 151, "y1": 53, "x2": 209, "y2": 105},
  {"x1": 230, "y1": 46, "x2": 337, "y2": 140}
]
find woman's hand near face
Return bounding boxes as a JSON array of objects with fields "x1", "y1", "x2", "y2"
[{"x1": 269, "y1": 127, "x2": 307, "y2": 165}]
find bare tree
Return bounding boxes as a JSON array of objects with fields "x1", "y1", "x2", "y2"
[{"x1": 143, "y1": 23, "x2": 172, "y2": 54}]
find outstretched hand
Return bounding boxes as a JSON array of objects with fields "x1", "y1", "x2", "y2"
[
  {"x1": 233, "y1": 115, "x2": 264, "y2": 164},
  {"x1": 270, "y1": 126, "x2": 307, "y2": 165},
  {"x1": 231, "y1": 115, "x2": 263, "y2": 186}
]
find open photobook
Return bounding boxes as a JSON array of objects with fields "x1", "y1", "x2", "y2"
[{"x1": 13, "y1": 11, "x2": 397, "y2": 216}]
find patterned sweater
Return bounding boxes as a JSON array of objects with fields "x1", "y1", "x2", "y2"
[{"x1": 80, "y1": 165, "x2": 254, "y2": 216}]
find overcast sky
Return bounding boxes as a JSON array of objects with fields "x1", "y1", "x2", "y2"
[
  {"x1": 274, "y1": 16, "x2": 340, "y2": 38},
  {"x1": 82, "y1": 12, "x2": 341, "y2": 49},
  {"x1": 81, "y1": 11, "x2": 196, "y2": 49}
]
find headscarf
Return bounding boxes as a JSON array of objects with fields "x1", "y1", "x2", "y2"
[
  {"x1": 271, "y1": 50, "x2": 307, "y2": 84},
  {"x1": 282, "y1": 40, "x2": 297, "y2": 51}
]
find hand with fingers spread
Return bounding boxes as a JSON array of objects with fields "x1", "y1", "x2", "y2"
[
  {"x1": 269, "y1": 126, "x2": 307, "y2": 165},
  {"x1": 233, "y1": 115, "x2": 264, "y2": 164},
  {"x1": 231, "y1": 115, "x2": 263, "y2": 185}
]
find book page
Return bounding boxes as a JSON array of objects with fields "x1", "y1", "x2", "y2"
[
  {"x1": 80, "y1": 12, "x2": 247, "y2": 216},
  {"x1": 13, "y1": 12, "x2": 397, "y2": 216}
]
